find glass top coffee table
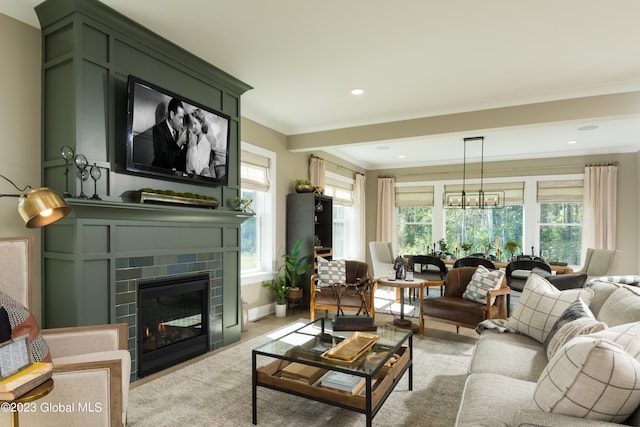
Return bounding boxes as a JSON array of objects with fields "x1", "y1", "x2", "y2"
[{"x1": 252, "y1": 318, "x2": 412, "y2": 427}]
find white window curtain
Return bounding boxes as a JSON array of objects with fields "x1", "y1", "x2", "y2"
[
  {"x1": 354, "y1": 173, "x2": 366, "y2": 260},
  {"x1": 309, "y1": 156, "x2": 325, "y2": 190},
  {"x1": 583, "y1": 164, "x2": 617, "y2": 250},
  {"x1": 376, "y1": 177, "x2": 396, "y2": 244}
]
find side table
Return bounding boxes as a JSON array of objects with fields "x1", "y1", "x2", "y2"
[
  {"x1": 377, "y1": 278, "x2": 444, "y2": 332},
  {"x1": 2, "y1": 378, "x2": 54, "y2": 427}
]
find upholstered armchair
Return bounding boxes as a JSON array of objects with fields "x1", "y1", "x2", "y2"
[
  {"x1": 0, "y1": 237, "x2": 130, "y2": 426},
  {"x1": 420, "y1": 266, "x2": 509, "y2": 334},
  {"x1": 310, "y1": 260, "x2": 377, "y2": 322},
  {"x1": 577, "y1": 248, "x2": 623, "y2": 277},
  {"x1": 368, "y1": 241, "x2": 395, "y2": 278}
]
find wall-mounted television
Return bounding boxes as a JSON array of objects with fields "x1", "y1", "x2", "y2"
[{"x1": 126, "y1": 75, "x2": 231, "y2": 187}]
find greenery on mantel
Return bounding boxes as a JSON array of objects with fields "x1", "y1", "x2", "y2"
[{"x1": 139, "y1": 188, "x2": 218, "y2": 202}]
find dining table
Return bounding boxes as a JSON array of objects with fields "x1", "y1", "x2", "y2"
[{"x1": 442, "y1": 258, "x2": 574, "y2": 274}]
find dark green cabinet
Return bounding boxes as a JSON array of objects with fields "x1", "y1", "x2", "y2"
[{"x1": 286, "y1": 193, "x2": 333, "y2": 307}]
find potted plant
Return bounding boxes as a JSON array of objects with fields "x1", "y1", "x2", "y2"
[
  {"x1": 461, "y1": 242, "x2": 473, "y2": 257},
  {"x1": 262, "y1": 238, "x2": 312, "y2": 317},
  {"x1": 294, "y1": 178, "x2": 313, "y2": 193},
  {"x1": 504, "y1": 240, "x2": 521, "y2": 260},
  {"x1": 437, "y1": 238, "x2": 448, "y2": 258},
  {"x1": 262, "y1": 275, "x2": 288, "y2": 317}
]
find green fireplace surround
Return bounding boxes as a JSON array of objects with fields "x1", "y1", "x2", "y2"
[{"x1": 35, "y1": 0, "x2": 252, "y2": 379}]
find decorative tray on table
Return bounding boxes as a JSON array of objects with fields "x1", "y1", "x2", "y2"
[{"x1": 321, "y1": 332, "x2": 379, "y2": 362}]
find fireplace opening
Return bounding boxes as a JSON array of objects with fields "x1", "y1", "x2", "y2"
[{"x1": 138, "y1": 273, "x2": 210, "y2": 377}]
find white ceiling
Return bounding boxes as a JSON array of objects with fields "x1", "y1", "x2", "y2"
[{"x1": 4, "y1": 0, "x2": 640, "y2": 169}]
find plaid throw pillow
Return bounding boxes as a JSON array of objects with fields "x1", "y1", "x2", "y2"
[
  {"x1": 462, "y1": 265, "x2": 505, "y2": 305},
  {"x1": 507, "y1": 274, "x2": 594, "y2": 343},
  {"x1": 532, "y1": 336, "x2": 640, "y2": 423},
  {"x1": 317, "y1": 257, "x2": 346, "y2": 288}
]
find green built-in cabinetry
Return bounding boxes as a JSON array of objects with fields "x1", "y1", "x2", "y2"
[
  {"x1": 35, "y1": 0, "x2": 252, "y2": 361},
  {"x1": 286, "y1": 193, "x2": 333, "y2": 308}
]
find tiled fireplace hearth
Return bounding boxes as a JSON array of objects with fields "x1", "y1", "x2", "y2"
[
  {"x1": 43, "y1": 199, "x2": 249, "y2": 381},
  {"x1": 115, "y1": 251, "x2": 223, "y2": 379}
]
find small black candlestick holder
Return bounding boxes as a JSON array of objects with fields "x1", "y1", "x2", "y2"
[
  {"x1": 61, "y1": 146, "x2": 74, "y2": 198},
  {"x1": 74, "y1": 154, "x2": 89, "y2": 199},
  {"x1": 90, "y1": 163, "x2": 102, "y2": 200}
]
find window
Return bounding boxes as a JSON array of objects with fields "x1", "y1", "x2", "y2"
[
  {"x1": 445, "y1": 206, "x2": 523, "y2": 257},
  {"x1": 325, "y1": 173, "x2": 354, "y2": 259},
  {"x1": 537, "y1": 180, "x2": 584, "y2": 265},
  {"x1": 395, "y1": 184, "x2": 434, "y2": 255},
  {"x1": 443, "y1": 181, "x2": 524, "y2": 258},
  {"x1": 240, "y1": 144, "x2": 275, "y2": 283},
  {"x1": 396, "y1": 206, "x2": 433, "y2": 255}
]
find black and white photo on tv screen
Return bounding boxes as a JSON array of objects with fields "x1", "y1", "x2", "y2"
[{"x1": 127, "y1": 76, "x2": 230, "y2": 186}]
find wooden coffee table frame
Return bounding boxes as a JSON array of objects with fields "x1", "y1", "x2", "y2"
[{"x1": 252, "y1": 319, "x2": 412, "y2": 427}]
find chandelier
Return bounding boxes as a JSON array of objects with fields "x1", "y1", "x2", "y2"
[{"x1": 443, "y1": 136, "x2": 504, "y2": 209}]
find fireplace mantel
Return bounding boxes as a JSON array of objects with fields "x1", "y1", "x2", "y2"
[{"x1": 65, "y1": 198, "x2": 252, "y2": 225}]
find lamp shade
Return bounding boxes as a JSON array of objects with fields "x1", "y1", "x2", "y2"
[{"x1": 18, "y1": 187, "x2": 71, "y2": 228}]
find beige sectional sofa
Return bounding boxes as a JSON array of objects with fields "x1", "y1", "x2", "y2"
[{"x1": 455, "y1": 275, "x2": 640, "y2": 426}]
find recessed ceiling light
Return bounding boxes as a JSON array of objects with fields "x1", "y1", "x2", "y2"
[
  {"x1": 578, "y1": 125, "x2": 598, "y2": 131},
  {"x1": 568, "y1": 140, "x2": 578, "y2": 144},
  {"x1": 398, "y1": 155, "x2": 406, "y2": 159},
  {"x1": 350, "y1": 88, "x2": 364, "y2": 95}
]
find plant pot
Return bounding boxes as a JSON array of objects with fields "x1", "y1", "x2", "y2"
[
  {"x1": 286, "y1": 287, "x2": 303, "y2": 300},
  {"x1": 295, "y1": 184, "x2": 313, "y2": 193},
  {"x1": 275, "y1": 303, "x2": 287, "y2": 318}
]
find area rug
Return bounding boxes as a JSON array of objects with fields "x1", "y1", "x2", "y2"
[{"x1": 127, "y1": 320, "x2": 475, "y2": 426}]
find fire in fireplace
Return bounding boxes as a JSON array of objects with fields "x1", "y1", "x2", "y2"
[{"x1": 138, "y1": 273, "x2": 210, "y2": 377}]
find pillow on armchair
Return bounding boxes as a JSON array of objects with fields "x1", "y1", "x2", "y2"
[
  {"x1": 462, "y1": 265, "x2": 505, "y2": 304},
  {"x1": 0, "y1": 291, "x2": 51, "y2": 362},
  {"x1": 317, "y1": 257, "x2": 346, "y2": 287},
  {"x1": 531, "y1": 267, "x2": 588, "y2": 290}
]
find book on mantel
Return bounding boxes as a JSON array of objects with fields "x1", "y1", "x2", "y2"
[
  {"x1": 319, "y1": 370, "x2": 366, "y2": 394},
  {"x1": 0, "y1": 362, "x2": 53, "y2": 401}
]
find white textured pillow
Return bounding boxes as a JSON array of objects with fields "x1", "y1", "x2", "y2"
[
  {"x1": 532, "y1": 337, "x2": 640, "y2": 423},
  {"x1": 462, "y1": 265, "x2": 504, "y2": 305},
  {"x1": 317, "y1": 257, "x2": 346, "y2": 287},
  {"x1": 545, "y1": 318, "x2": 606, "y2": 360},
  {"x1": 586, "y1": 321, "x2": 640, "y2": 361},
  {"x1": 507, "y1": 274, "x2": 594, "y2": 343}
]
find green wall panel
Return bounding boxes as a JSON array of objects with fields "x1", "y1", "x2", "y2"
[
  {"x1": 114, "y1": 224, "x2": 223, "y2": 253},
  {"x1": 82, "y1": 22, "x2": 109, "y2": 64},
  {"x1": 81, "y1": 224, "x2": 110, "y2": 253},
  {"x1": 44, "y1": 23, "x2": 73, "y2": 62},
  {"x1": 44, "y1": 223, "x2": 75, "y2": 254},
  {"x1": 82, "y1": 259, "x2": 110, "y2": 324},
  {"x1": 44, "y1": 258, "x2": 76, "y2": 327},
  {"x1": 44, "y1": 61, "x2": 74, "y2": 162},
  {"x1": 80, "y1": 60, "x2": 109, "y2": 161}
]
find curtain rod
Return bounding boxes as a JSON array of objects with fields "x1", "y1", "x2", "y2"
[
  {"x1": 586, "y1": 162, "x2": 618, "y2": 167},
  {"x1": 309, "y1": 153, "x2": 361, "y2": 176}
]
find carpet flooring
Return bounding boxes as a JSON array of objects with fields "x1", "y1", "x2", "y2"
[{"x1": 127, "y1": 319, "x2": 475, "y2": 426}]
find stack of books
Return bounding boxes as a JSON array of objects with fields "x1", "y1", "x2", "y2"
[
  {"x1": 319, "y1": 370, "x2": 365, "y2": 394},
  {"x1": 280, "y1": 362, "x2": 326, "y2": 385},
  {"x1": 0, "y1": 362, "x2": 53, "y2": 401}
]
